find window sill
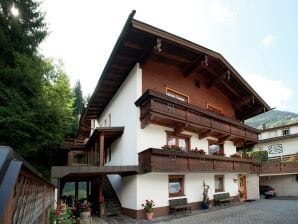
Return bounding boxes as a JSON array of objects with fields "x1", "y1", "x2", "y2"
[{"x1": 169, "y1": 193, "x2": 185, "y2": 198}]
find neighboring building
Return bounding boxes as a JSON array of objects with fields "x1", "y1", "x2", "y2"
[
  {"x1": 254, "y1": 122, "x2": 298, "y2": 197},
  {"x1": 51, "y1": 11, "x2": 270, "y2": 219}
]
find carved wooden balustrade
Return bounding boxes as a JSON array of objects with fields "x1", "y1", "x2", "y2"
[
  {"x1": 135, "y1": 90, "x2": 260, "y2": 144},
  {"x1": 139, "y1": 148, "x2": 260, "y2": 173}
]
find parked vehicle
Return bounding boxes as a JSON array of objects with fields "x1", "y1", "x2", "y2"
[{"x1": 259, "y1": 185, "x2": 276, "y2": 199}]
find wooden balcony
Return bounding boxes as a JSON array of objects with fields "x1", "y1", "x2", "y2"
[
  {"x1": 260, "y1": 162, "x2": 298, "y2": 175},
  {"x1": 139, "y1": 148, "x2": 260, "y2": 173},
  {"x1": 135, "y1": 90, "x2": 260, "y2": 145}
]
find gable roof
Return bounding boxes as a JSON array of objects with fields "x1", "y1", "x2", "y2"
[{"x1": 84, "y1": 10, "x2": 270, "y2": 121}]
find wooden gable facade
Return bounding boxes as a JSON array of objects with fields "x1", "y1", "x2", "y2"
[{"x1": 83, "y1": 10, "x2": 270, "y2": 147}]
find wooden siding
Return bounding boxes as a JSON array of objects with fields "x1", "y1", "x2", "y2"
[{"x1": 142, "y1": 60, "x2": 236, "y2": 118}]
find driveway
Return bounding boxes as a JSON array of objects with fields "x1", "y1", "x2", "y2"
[
  {"x1": 96, "y1": 199, "x2": 298, "y2": 224},
  {"x1": 162, "y1": 199, "x2": 298, "y2": 224}
]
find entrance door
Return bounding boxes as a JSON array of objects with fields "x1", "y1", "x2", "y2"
[{"x1": 239, "y1": 176, "x2": 247, "y2": 200}]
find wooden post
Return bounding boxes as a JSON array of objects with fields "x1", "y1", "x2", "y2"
[
  {"x1": 99, "y1": 175, "x2": 105, "y2": 217},
  {"x1": 87, "y1": 181, "x2": 90, "y2": 198},
  {"x1": 99, "y1": 133, "x2": 105, "y2": 166},
  {"x1": 98, "y1": 133, "x2": 105, "y2": 216},
  {"x1": 75, "y1": 182, "x2": 78, "y2": 201}
]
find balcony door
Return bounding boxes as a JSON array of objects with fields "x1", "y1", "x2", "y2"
[{"x1": 167, "y1": 132, "x2": 190, "y2": 152}]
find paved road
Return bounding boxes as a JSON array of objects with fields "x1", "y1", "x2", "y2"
[{"x1": 162, "y1": 199, "x2": 298, "y2": 224}]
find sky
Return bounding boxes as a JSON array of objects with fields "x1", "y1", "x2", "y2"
[{"x1": 40, "y1": 0, "x2": 298, "y2": 113}]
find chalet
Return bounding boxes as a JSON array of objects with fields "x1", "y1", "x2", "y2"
[
  {"x1": 254, "y1": 122, "x2": 298, "y2": 197},
  {"x1": 51, "y1": 11, "x2": 271, "y2": 219}
]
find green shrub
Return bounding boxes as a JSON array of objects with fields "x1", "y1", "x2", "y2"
[{"x1": 251, "y1": 151, "x2": 268, "y2": 162}]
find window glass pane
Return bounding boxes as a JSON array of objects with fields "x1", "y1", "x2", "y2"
[
  {"x1": 167, "y1": 91, "x2": 176, "y2": 98},
  {"x1": 62, "y1": 182, "x2": 75, "y2": 197},
  {"x1": 169, "y1": 180, "x2": 181, "y2": 194},
  {"x1": 74, "y1": 154, "x2": 86, "y2": 164},
  {"x1": 209, "y1": 144, "x2": 220, "y2": 154},
  {"x1": 167, "y1": 136, "x2": 176, "y2": 146},
  {"x1": 215, "y1": 179, "x2": 220, "y2": 190},
  {"x1": 215, "y1": 176, "x2": 223, "y2": 191},
  {"x1": 78, "y1": 182, "x2": 87, "y2": 200},
  {"x1": 177, "y1": 95, "x2": 186, "y2": 102},
  {"x1": 178, "y1": 138, "x2": 187, "y2": 151}
]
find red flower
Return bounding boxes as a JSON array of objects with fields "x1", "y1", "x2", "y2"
[{"x1": 55, "y1": 209, "x2": 61, "y2": 216}]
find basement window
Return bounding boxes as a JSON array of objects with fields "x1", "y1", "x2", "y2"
[
  {"x1": 215, "y1": 175, "x2": 224, "y2": 192},
  {"x1": 169, "y1": 175, "x2": 185, "y2": 197}
]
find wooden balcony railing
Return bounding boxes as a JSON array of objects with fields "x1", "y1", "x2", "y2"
[
  {"x1": 135, "y1": 90, "x2": 259, "y2": 143},
  {"x1": 260, "y1": 161, "x2": 298, "y2": 174},
  {"x1": 0, "y1": 146, "x2": 55, "y2": 224},
  {"x1": 139, "y1": 148, "x2": 260, "y2": 173}
]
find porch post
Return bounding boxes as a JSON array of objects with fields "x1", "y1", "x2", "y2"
[
  {"x1": 99, "y1": 132, "x2": 105, "y2": 216},
  {"x1": 99, "y1": 132, "x2": 105, "y2": 166}
]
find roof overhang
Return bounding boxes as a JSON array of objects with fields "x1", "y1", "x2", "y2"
[{"x1": 84, "y1": 10, "x2": 270, "y2": 122}]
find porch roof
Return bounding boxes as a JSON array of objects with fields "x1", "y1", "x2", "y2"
[
  {"x1": 51, "y1": 165, "x2": 142, "y2": 184},
  {"x1": 86, "y1": 127, "x2": 124, "y2": 147}
]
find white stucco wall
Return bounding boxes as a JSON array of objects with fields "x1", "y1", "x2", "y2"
[
  {"x1": 119, "y1": 175, "x2": 138, "y2": 209},
  {"x1": 260, "y1": 174, "x2": 298, "y2": 196},
  {"x1": 95, "y1": 63, "x2": 142, "y2": 199},
  {"x1": 254, "y1": 137, "x2": 298, "y2": 157},
  {"x1": 259, "y1": 124, "x2": 298, "y2": 140},
  {"x1": 98, "y1": 63, "x2": 142, "y2": 166},
  {"x1": 132, "y1": 172, "x2": 239, "y2": 210},
  {"x1": 137, "y1": 124, "x2": 236, "y2": 155},
  {"x1": 246, "y1": 174, "x2": 260, "y2": 200}
]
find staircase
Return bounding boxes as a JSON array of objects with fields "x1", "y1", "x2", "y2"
[{"x1": 103, "y1": 177, "x2": 122, "y2": 216}]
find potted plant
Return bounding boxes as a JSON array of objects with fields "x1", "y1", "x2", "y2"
[
  {"x1": 230, "y1": 153, "x2": 241, "y2": 158},
  {"x1": 49, "y1": 199, "x2": 77, "y2": 224},
  {"x1": 79, "y1": 200, "x2": 91, "y2": 222},
  {"x1": 142, "y1": 199, "x2": 155, "y2": 221},
  {"x1": 191, "y1": 147, "x2": 206, "y2": 154},
  {"x1": 212, "y1": 150, "x2": 225, "y2": 156},
  {"x1": 202, "y1": 181, "x2": 210, "y2": 209},
  {"x1": 161, "y1": 145, "x2": 182, "y2": 152}
]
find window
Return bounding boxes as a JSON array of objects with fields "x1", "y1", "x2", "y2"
[
  {"x1": 166, "y1": 87, "x2": 189, "y2": 102},
  {"x1": 282, "y1": 129, "x2": 290, "y2": 136},
  {"x1": 208, "y1": 140, "x2": 224, "y2": 156},
  {"x1": 73, "y1": 153, "x2": 87, "y2": 164},
  {"x1": 167, "y1": 132, "x2": 190, "y2": 151},
  {"x1": 215, "y1": 175, "x2": 224, "y2": 192},
  {"x1": 169, "y1": 175, "x2": 184, "y2": 197},
  {"x1": 207, "y1": 103, "x2": 223, "y2": 115}
]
